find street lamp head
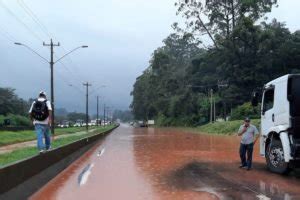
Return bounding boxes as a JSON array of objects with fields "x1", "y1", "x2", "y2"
[
  {"x1": 14, "y1": 42, "x2": 22, "y2": 45},
  {"x1": 82, "y1": 45, "x2": 88, "y2": 48}
]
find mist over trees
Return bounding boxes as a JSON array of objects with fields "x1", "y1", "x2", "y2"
[
  {"x1": 130, "y1": 0, "x2": 300, "y2": 126},
  {"x1": 113, "y1": 110, "x2": 133, "y2": 122}
]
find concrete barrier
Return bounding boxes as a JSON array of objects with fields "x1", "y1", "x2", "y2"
[{"x1": 0, "y1": 125, "x2": 119, "y2": 199}]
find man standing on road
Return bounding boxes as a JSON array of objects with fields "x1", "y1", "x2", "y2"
[
  {"x1": 29, "y1": 91, "x2": 52, "y2": 153},
  {"x1": 237, "y1": 117, "x2": 259, "y2": 170}
]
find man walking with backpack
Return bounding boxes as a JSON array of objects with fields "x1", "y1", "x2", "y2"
[{"x1": 29, "y1": 91, "x2": 52, "y2": 153}]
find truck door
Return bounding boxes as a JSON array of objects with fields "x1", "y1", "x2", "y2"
[{"x1": 261, "y1": 87, "x2": 275, "y2": 137}]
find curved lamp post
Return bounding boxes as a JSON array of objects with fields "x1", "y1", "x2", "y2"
[{"x1": 15, "y1": 41, "x2": 88, "y2": 135}]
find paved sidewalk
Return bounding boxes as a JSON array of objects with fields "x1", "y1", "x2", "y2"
[{"x1": 0, "y1": 129, "x2": 96, "y2": 154}]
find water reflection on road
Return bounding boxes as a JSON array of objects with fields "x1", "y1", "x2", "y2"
[{"x1": 30, "y1": 124, "x2": 300, "y2": 200}]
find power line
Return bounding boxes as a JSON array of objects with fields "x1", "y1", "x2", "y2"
[
  {"x1": 17, "y1": 0, "x2": 52, "y2": 39},
  {"x1": 55, "y1": 69, "x2": 85, "y2": 95},
  {"x1": 55, "y1": 59, "x2": 86, "y2": 83},
  {"x1": 4, "y1": 0, "x2": 88, "y2": 100},
  {"x1": 20, "y1": 0, "x2": 86, "y2": 80},
  {"x1": 16, "y1": 0, "x2": 86, "y2": 84},
  {"x1": 0, "y1": 28, "x2": 15, "y2": 42},
  {"x1": 0, "y1": 0, "x2": 43, "y2": 42}
]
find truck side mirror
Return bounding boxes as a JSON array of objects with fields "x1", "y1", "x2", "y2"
[{"x1": 251, "y1": 92, "x2": 259, "y2": 107}]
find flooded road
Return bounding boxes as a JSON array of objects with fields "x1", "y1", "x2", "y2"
[{"x1": 30, "y1": 124, "x2": 300, "y2": 200}]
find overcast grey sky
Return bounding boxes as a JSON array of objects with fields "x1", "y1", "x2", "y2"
[{"x1": 0, "y1": 0, "x2": 299, "y2": 114}]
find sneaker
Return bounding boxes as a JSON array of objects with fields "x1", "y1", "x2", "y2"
[
  {"x1": 247, "y1": 167, "x2": 252, "y2": 171},
  {"x1": 46, "y1": 146, "x2": 52, "y2": 151},
  {"x1": 239, "y1": 165, "x2": 247, "y2": 168},
  {"x1": 39, "y1": 150, "x2": 45, "y2": 154}
]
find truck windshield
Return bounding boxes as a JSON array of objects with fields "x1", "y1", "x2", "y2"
[{"x1": 288, "y1": 76, "x2": 300, "y2": 117}]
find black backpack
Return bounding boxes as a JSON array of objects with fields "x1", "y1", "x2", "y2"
[{"x1": 31, "y1": 99, "x2": 49, "y2": 121}]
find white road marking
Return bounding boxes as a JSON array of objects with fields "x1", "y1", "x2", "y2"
[
  {"x1": 78, "y1": 163, "x2": 94, "y2": 186},
  {"x1": 97, "y1": 148, "x2": 105, "y2": 157},
  {"x1": 193, "y1": 187, "x2": 223, "y2": 199},
  {"x1": 257, "y1": 194, "x2": 271, "y2": 200}
]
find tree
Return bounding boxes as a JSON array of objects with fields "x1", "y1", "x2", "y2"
[
  {"x1": 113, "y1": 110, "x2": 133, "y2": 122},
  {"x1": 174, "y1": 0, "x2": 278, "y2": 46},
  {"x1": 0, "y1": 87, "x2": 29, "y2": 116},
  {"x1": 67, "y1": 112, "x2": 86, "y2": 122},
  {"x1": 131, "y1": 16, "x2": 300, "y2": 124}
]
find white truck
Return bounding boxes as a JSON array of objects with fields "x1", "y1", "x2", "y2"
[{"x1": 252, "y1": 74, "x2": 300, "y2": 174}]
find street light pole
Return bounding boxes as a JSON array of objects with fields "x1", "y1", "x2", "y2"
[
  {"x1": 97, "y1": 96, "x2": 99, "y2": 126},
  {"x1": 103, "y1": 104, "x2": 105, "y2": 127},
  {"x1": 15, "y1": 40, "x2": 88, "y2": 136},
  {"x1": 213, "y1": 98, "x2": 216, "y2": 123},
  {"x1": 43, "y1": 39, "x2": 60, "y2": 135},
  {"x1": 210, "y1": 89, "x2": 213, "y2": 123},
  {"x1": 83, "y1": 82, "x2": 92, "y2": 132}
]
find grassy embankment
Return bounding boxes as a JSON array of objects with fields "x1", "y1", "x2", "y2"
[
  {"x1": 0, "y1": 127, "x2": 87, "y2": 147},
  {"x1": 0, "y1": 125, "x2": 116, "y2": 167},
  {"x1": 188, "y1": 119, "x2": 260, "y2": 135}
]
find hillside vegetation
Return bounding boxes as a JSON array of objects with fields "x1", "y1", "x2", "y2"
[
  {"x1": 195, "y1": 119, "x2": 260, "y2": 135},
  {"x1": 130, "y1": 0, "x2": 300, "y2": 125}
]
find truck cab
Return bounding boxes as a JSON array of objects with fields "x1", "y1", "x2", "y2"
[{"x1": 257, "y1": 74, "x2": 300, "y2": 174}]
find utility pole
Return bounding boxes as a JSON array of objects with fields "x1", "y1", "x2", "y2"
[
  {"x1": 43, "y1": 39, "x2": 60, "y2": 136},
  {"x1": 210, "y1": 89, "x2": 213, "y2": 123},
  {"x1": 103, "y1": 104, "x2": 106, "y2": 127},
  {"x1": 106, "y1": 107, "x2": 110, "y2": 124},
  {"x1": 97, "y1": 96, "x2": 99, "y2": 126},
  {"x1": 83, "y1": 82, "x2": 92, "y2": 132},
  {"x1": 213, "y1": 98, "x2": 216, "y2": 123},
  {"x1": 15, "y1": 40, "x2": 87, "y2": 136}
]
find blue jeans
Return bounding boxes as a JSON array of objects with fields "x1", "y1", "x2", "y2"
[
  {"x1": 239, "y1": 143, "x2": 254, "y2": 168},
  {"x1": 35, "y1": 124, "x2": 51, "y2": 150}
]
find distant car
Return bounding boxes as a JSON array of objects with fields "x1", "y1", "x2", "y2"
[
  {"x1": 137, "y1": 121, "x2": 148, "y2": 127},
  {"x1": 73, "y1": 123, "x2": 82, "y2": 127},
  {"x1": 58, "y1": 124, "x2": 69, "y2": 128}
]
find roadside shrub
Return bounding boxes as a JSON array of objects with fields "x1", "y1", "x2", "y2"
[
  {"x1": 156, "y1": 113, "x2": 172, "y2": 126},
  {"x1": 230, "y1": 102, "x2": 260, "y2": 120},
  {"x1": 197, "y1": 119, "x2": 261, "y2": 135},
  {"x1": 0, "y1": 114, "x2": 31, "y2": 126},
  {"x1": 156, "y1": 113, "x2": 199, "y2": 127}
]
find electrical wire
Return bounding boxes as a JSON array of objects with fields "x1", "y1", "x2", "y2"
[
  {"x1": 0, "y1": 0, "x2": 43, "y2": 42},
  {"x1": 0, "y1": 25, "x2": 16, "y2": 42},
  {"x1": 17, "y1": 0, "x2": 87, "y2": 83},
  {"x1": 1, "y1": 0, "x2": 93, "y2": 98},
  {"x1": 17, "y1": 0, "x2": 52, "y2": 38},
  {"x1": 55, "y1": 69, "x2": 85, "y2": 95}
]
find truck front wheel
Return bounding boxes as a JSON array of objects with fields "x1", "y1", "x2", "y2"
[{"x1": 266, "y1": 140, "x2": 291, "y2": 174}]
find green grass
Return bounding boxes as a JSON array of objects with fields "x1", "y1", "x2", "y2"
[
  {"x1": 0, "y1": 127, "x2": 87, "y2": 147},
  {"x1": 188, "y1": 119, "x2": 260, "y2": 135},
  {"x1": 0, "y1": 125, "x2": 116, "y2": 167}
]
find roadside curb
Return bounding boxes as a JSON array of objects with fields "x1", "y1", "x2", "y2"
[{"x1": 0, "y1": 124, "x2": 119, "y2": 199}]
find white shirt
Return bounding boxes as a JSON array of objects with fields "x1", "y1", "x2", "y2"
[
  {"x1": 29, "y1": 97, "x2": 52, "y2": 125},
  {"x1": 238, "y1": 124, "x2": 259, "y2": 144}
]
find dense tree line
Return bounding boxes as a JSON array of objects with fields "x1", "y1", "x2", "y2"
[
  {"x1": 0, "y1": 88, "x2": 30, "y2": 116},
  {"x1": 0, "y1": 87, "x2": 89, "y2": 125},
  {"x1": 131, "y1": 0, "x2": 300, "y2": 126}
]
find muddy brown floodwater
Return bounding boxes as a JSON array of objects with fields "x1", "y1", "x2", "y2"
[{"x1": 30, "y1": 124, "x2": 300, "y2": 200}]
